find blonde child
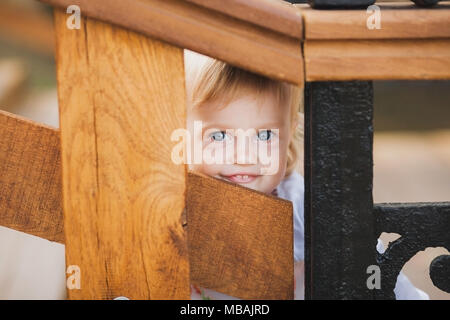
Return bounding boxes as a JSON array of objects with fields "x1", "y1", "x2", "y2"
[
  {"x1": 183, "y1": 49, "x2": 428, "y2": 300},
  {"x1": 184, "y1": 49, "x2": 304, "y2": 300}
]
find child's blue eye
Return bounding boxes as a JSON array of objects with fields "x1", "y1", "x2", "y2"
[
  {"x1": 258, "y1": 130, "x2": 272, "y2": 141},
  {"x1": 210, "y1": 131, "x2": 227, "y2": 142}
]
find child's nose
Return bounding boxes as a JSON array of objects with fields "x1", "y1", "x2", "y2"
[{"x1": 234, "y1": 137, "x2": 258, "y2": 165}]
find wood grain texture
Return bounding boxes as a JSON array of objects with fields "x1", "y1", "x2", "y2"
[
  {"x1": 0, "y1": 110, "x2": 63, "y2": 243},
  {"x1": 304, "y1": 39, "x2": 450, "y2": 81},
  {"x1": 54, "y1": 9, "x2": 189, "y2": 299},
  {"x1": 41, "y1": 0, "x2": 304, "y2": 86},
  {"x1": 185, "y1": 0, "x2": 303, "y2": 39},
  {"x1": 187, "y1": 171, "x2": 294, "y2": 300},
  {"x1": 296, "y1": 2, "x2": 450, "y2": 40}
]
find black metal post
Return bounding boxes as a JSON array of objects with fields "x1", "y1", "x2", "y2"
[
  {"x1": 285, "y1": 0, "x2": 440, "y2": 8},
  {"x1": 304, "y1": 81, "x2": 377, "y2": 299}
]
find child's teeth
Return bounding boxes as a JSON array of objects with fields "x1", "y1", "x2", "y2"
[
  {"x1": 243, "y1": 175, "x2": 248, "y2": 180},
  {"x1": 236, "y1": 175, "x2": 242, "y2": 179}
]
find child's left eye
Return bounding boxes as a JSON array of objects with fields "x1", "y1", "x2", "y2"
[{"x1": 257, "y1": 130, "x2": 272, "y2": 141}]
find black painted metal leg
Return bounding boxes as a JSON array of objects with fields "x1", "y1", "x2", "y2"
[
  {"x1": 286, "y1": 0, "x2": 440, "y2": 8},
  {"x1": 307, "y1": 0, "x2": 375, "y2": 9},
  {"x1": 304, "y1": 81, "x2": 377, "y2": 299},
  {"x1": 411, "y1": 0, "x2": 440, "y2": 7}
]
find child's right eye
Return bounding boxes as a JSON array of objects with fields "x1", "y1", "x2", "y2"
[{"x1": 210, "y1": 131, "x2": 227, "y2": 142}]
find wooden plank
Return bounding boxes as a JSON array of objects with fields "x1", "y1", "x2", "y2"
[
  {"x1": 0, "y1": 110, "x2": 63, "y2": 243},
  {"x1": 54, "y1": 9, "x2": 190, "y2": 299},
  {"x1": 187, "y1": 171, "x2": 294, "y2": 300},
  {"x1": 0, "y1": 140, "x2": 295, "y2": 299},
  {"x1": 41, "y1": 0, "x2": 304, "y2": 86},
  {"x1": 304, "y1": 39, "x2": 450, "y2": 81},
  {"x1": 185, "y1": 0, "x2": 303, "y2": 39},
  {"x1": 296, "y1": 2, "x2": 450, "y2": 40},
  {"x1": 0, "y1": 110, "x2": 296, "y2": 299}
]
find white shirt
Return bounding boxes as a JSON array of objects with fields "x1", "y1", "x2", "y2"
[{"x1": 276, "y1": 170, "x2": 305, "y2": 262}]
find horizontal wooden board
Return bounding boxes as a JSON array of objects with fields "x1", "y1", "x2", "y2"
[
  {"x1": 40, "y1": 0, "x2": 304, "y2": 86},
  {"x1": 0, "y1": 110, "x2": 63, "y2": 243},
  {"x1": 304, "y1": 39, "x2": 450, "y2": 81},
  {"x1": 187, "y1": 171, "x2": 294, "y2": 300},
  {"x1": 185, "y1": 0, "x2": 303, "y2": 39},
  {"x1": 0, "y1": 121, "x2": 295, "y2": 299},
  {"x1": 296, "y1": 2, "x2": 450, "y2": 40}
]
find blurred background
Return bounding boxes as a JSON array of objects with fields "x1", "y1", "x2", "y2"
[{"x1": 0, "y1": 0, "x2": 449, "y2": 299}]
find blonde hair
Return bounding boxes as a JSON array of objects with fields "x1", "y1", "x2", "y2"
[{"x1": 184, "y1": 50, "x2": 303, "y2": 177}]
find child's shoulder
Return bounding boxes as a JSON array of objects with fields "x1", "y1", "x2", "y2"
[{"x1": 276, "y1": 170, "x2": 304, "y2": 203}]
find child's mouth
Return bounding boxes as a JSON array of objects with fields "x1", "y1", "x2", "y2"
[{"x1": 220, "y1": 174, "x2": 258, "y2": 184}]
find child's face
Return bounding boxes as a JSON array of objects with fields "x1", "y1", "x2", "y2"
[{"x1": 187, "y1": 91, "x2": 293, "y2": 194}]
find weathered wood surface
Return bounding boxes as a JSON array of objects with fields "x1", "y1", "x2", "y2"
[
  {"x1": 0, "y1": 110, "x2": 63, "y2": 243},
  {"x1": 41, "y1": 0, "x2": 304, "y2": 86},
  {"x1": 187, "y1": 171, "x2": 294, "y2": 300},
  {"x1": 54, "y1": 9, "x2": 190, "y2": 299}
]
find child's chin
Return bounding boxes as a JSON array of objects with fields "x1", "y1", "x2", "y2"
[
  {"x1": 218, "y1": 176, "x2": 258, "y2": 191},
  {"x1": 240, "y1": 181, "x2": 270, "y2": 194},
  {"x1": 215, "y1": 176, "x2": 274, "y2": 195}
]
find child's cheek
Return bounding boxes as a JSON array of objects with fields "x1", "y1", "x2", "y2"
[
  {"x1": 195, "y1": 162, "x2": 222, "y2": 178},
  {"x1": 203, "y1": 142, "x2": 231, "y2": 166},
  {"x1": 224, "y1": 143, "x2": 235, "y2": 164},
  {"x1": 260, "y1": 173, "x2": 284, "y2": 195},
  {"x1": 259, "y1": 142, "x2": 280, "y2": 176}
]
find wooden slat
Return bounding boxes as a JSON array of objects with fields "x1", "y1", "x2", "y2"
[
  {"x1": 0, "y1": 110, "x2": 63, "y2": 243},
  {"x1": 54, "y1": 9, "x2": 190, "y2": 299},
  {"x1": 304, "y1": 39, "x2": 450, "y2": 81},
  {"x1": 41, "y1": 0, "x2": 304, "y2": 86},
  {"x1": 185, "y1": 0, "x2": 303, "y2": 39},
  {"x1": 0, "y1": 109, "x2": 295, "y2": 300},
  {"x1": 296, "y1": 2, "x2": 450, "y2": 40},
  {"x1": 0, "y1": 134, "x2": 295, "y2": 299},
  {"x1": 187, "y1": 171, "x2": 294, "y2": 300}
]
